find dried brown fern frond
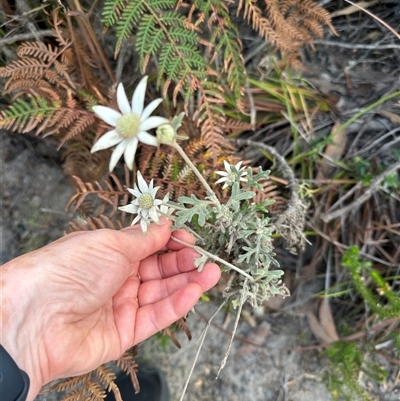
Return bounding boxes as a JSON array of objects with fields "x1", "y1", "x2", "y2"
[
  {"x1": 0, "y1": 9, "x2": 108, "y2": 149},
  {"x1": 238, "y1": 0, "x2": 336, "y2": 65},
  {"x1": 67, "y1": 171, "x2": 131, "y2": 229},
  {"x1": 41, "y1": 349, "x2": 139, "y2": 401},
  {"x1": 62, "y1": 137, "x2": 110, "y2": 182},
  {"x1": 161, "y1": 317, "x2": 192, "y2": 348},
  {"x1": 116, "y1": 347, "x2": 140, "y2": 394},
  {"x1": 224, "y1": 118, "x2": 255, "y2": 136}
]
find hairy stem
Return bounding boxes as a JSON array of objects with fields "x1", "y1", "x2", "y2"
[
  {"x1": 171, "y1": 237, "x2": 254, "y2": 281},
  {"x1": 172, "y1": 142, "x2": 222, "y2": 208},
  {"x1": 217, "y1": 278, "x2": 248, "y2": 378},
  {"x1": 178, "y1": 300, "x2": 229, "y2": 401}
]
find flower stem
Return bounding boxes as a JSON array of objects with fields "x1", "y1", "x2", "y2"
[
  {"x1": 173, "y1": 143, "x2": 221, "y2": 208},
  {"x1": 171, "y1": 237, "x2": 254, "y2": 281}
]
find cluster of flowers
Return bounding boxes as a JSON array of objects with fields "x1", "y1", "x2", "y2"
[{"x1": 91, "y1": 75, "x2": 248, "y2": 233}]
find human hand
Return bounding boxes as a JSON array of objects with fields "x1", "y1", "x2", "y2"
[{"x1": 0, "y1": 219, "x2": 220, "y2": 401}]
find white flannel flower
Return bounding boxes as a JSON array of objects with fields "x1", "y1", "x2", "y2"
[
  {"x1": 215, "y1": 160, "x2": 247, "y2": 189},
  {"x1": 118, "y1": 171, "x2": 163, "y2": 233},
  {"x1": 159, "y1": 193, "x2": 174, "y2": 217},
  {"x1": 91, "y1": 76, "x2": 168, "y2": 172}
]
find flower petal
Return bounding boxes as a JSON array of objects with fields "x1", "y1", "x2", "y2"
[
  {"x1": 137, "y1": 131, "x2": 158, "y2": 146},
  {"x1": 149, "y1": 207, "x2": 159, "y2": 223},
  {"x1": 235, "y1": 161, "x2": 243, "y2": 170},
  {"x1": 223, "y1": 160, "x2": 230, "y2": 171},
  {"x1": 93, "y1": 106, "x2": 121, "y2": 126},
  {"x1": 148, "y1": 179, "x2": 154, "y2": 192},
  {"x1": 132, "y1": 214, "x2": 141, "y2": 226},
  {"x1": 140, "y1": 116, "x2": 169, "y2": 132},
  {"x1": 132, "y1": 76, "x2": 148, "y2": 116},
  {"x1": 150, "y1": 186, "x2": 160, "y2": 198},
  {"x1": 137, "y1": 171, "x2": 149, "y2": 193},
  {"x1": 118, "y1": 204, "x2": 138, "y2": 214},
  {"x1": 109, "y1": 140, "x2": 127, "y2": 172},
  {"x1": 215, "y1": 177, "x2": 228, "y2": 184},
  {"x1": 141, "y1": 98, "x2": 163, "y2": 121},
  {"x1": 140, "y1": 218, "x2": 148, "y2": 233},
  {"x1": 117, "y1": 83, "x2": 131, "y2": 115},
  {"x1": 215, "y1": 171, "x2": 228, "y2": 177},
  {"x1": 128, "y1": 188, "x2": 142, "y2": 198},
  {"x1": 123, "y1": 138, "x2": 138, "y2": 171},
  {"x1": 91, "y1": 130, "x2": 122, "y2": 153}
]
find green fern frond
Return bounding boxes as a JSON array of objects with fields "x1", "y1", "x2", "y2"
[
  {"x1": 102, "y1": 0, "x2": 126, "y2": 29},
  {"x1": 76, "y1": 89, "x2": 101, "y2": 108},
  {"x1": 136, "y1": 15, "x2": 163, "y2": 59},
  {"x1": 115, "y1": 1, "x2": 146, "y2": 55},
  {"x1": 0, "y1": 97, "x2": 58, "y2": 133},
  {"x1": 209, "y1": 5, "x2": 246, "y2": 101}
]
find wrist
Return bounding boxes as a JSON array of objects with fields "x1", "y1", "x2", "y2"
[{"x1": 1, "y1": 255, "x2": 45, "y2": 400}]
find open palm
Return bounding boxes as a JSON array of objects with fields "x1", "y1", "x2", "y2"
[{"x1": 1, "y1": 220, "x2": 220, "y2": 401}]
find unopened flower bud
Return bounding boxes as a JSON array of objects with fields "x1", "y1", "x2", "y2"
[
  {"x1": 156, "y1": 112, "x2": 188, "y2": 146},
  {"x1": 157, "y1": 123, "x2": 176, "y2": 145}
]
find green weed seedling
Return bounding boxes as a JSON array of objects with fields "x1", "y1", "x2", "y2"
[{"x1": 324, "y1": 247, "x2": 399, "y2": 400}]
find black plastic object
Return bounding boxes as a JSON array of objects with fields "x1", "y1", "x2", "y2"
[{"x1": 0, "y1": 344, "x2": 30, "y2": 401}]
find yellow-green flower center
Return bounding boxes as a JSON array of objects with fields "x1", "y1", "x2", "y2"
[
  {"x1": 116, "y1": 113, "x2": 141, "y2": 139},
  {"x1": 228, "y1": 171, "x2": 236, "y2": 182},
  {"x1": 138, "y1": 193, "x2": 154, "y2": 210}
]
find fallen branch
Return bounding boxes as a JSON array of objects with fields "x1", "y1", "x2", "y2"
[
  {"x1": 0, "y1": 30, "x2": 54, "y2": 46},
  {"x1": 313, "y1": 40, "x2": 400, "y2": 51},
  {"x1": 321, "y1": 161, "x2": 400, "y2": 223}
]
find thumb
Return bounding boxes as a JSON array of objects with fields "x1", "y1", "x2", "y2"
[{"x1": 119, "y1": 217, "x2": 173, "y2": 264}]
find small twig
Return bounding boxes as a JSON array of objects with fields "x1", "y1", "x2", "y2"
[
  {"x1": 216, "y1": 278, "x2": 248, "y2": 378},
  {"x1": 0, "y1": 30, "x2": 54, "y2": 46},
  {"x1": 321, "y1": 161, "x2": 400, "y2": 223},
  {"x1": 178, "y1": 300, "x2": 228, "y2": 401},
  {"x1": 351, "y1": 127, "x2": 400, "y2": 158},
  {"x1": 343, "y1": 0, "x2": 400, "y2": 40},
  {"x1": 245, "y1": 79, "x2": 256, "y2": 129},
  {"x1": 243, "y1": 41, "x2": 267, "y2": 63},
  {"x1": 330, "y1": 0, "x2": 379, "y2": 18},
  {"x1": 313, "y1": 40, "x2": 400, "y2": 51},
  {"x1": 307, "y1": 221, "x2": 398, "y2": 267},
  {"x1": 115, "y1": 42, "x2": 128, "y2": 83}
]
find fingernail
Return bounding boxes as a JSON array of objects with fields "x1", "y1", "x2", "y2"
[{"x1": 159, "y1": 216, "x2": 170, "y2": 225}]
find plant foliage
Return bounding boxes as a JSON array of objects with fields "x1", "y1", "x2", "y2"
[
  {"x1": 342, "y1": 246, "x2": 400, "y2": 320},
  {"x1": 101, "y1": 0, "x2": 335, "y2": 158},
  {"x1": 326, "y1": 342, "x2": 388, "y2": 401}
]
